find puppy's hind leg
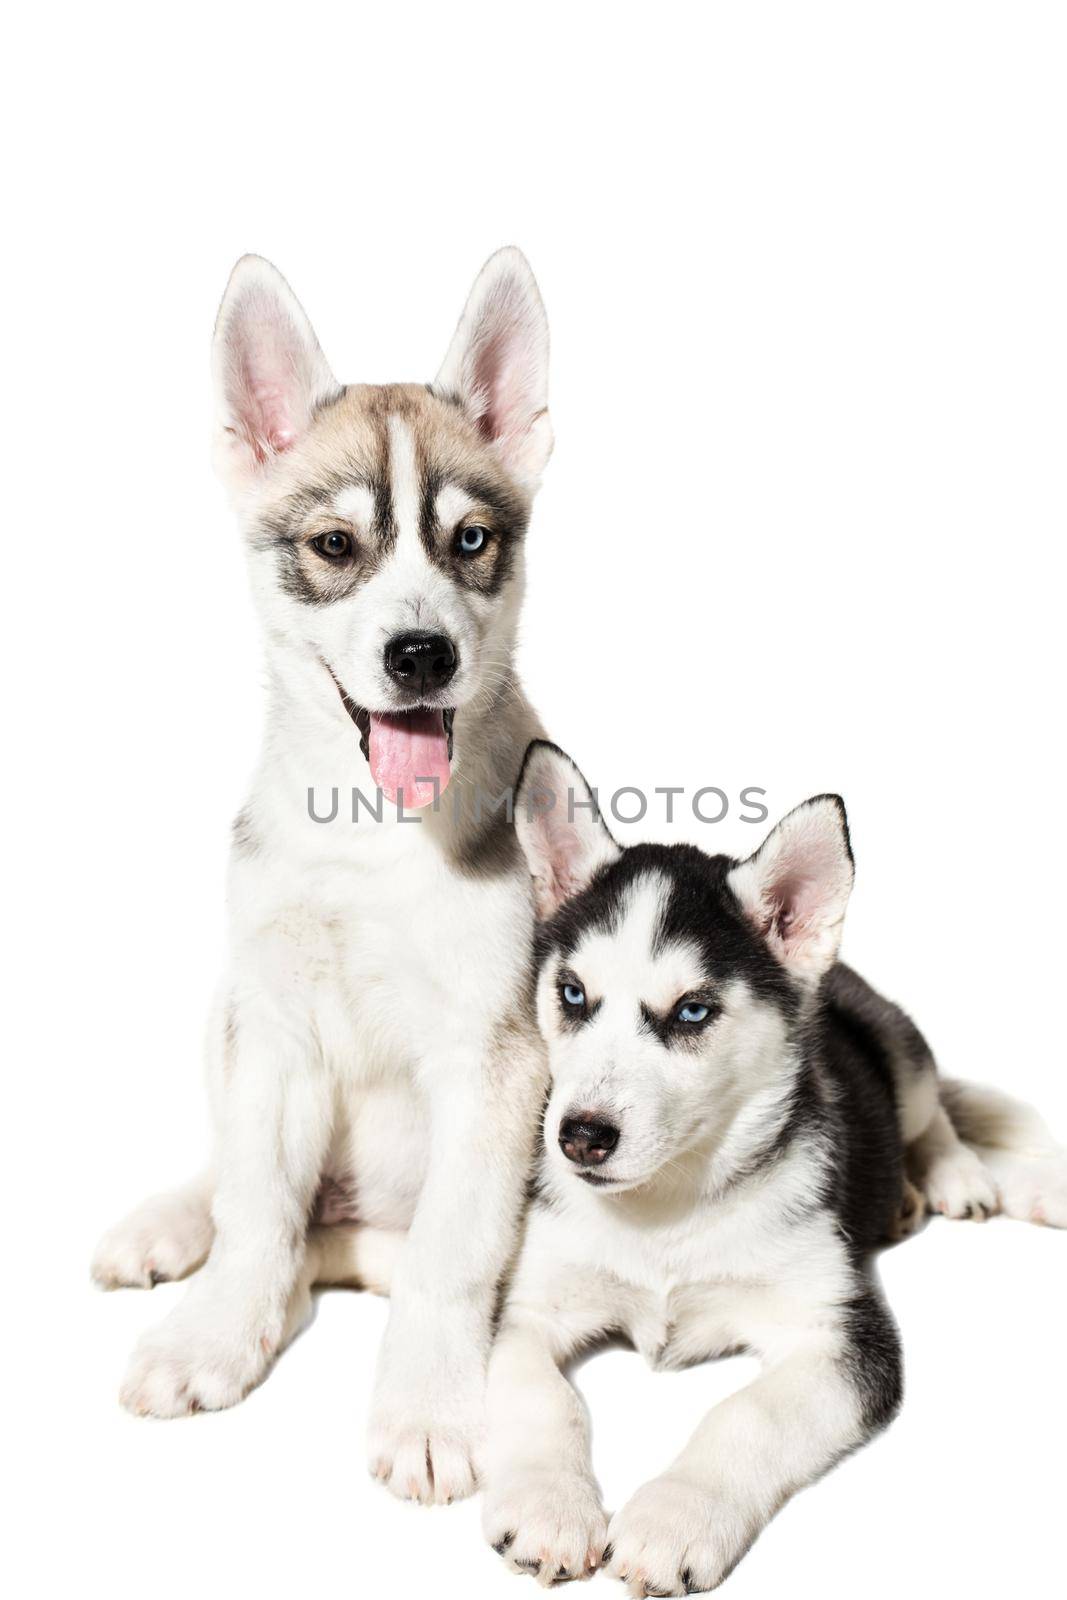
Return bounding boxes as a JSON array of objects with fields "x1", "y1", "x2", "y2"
[
  {"x1": 887, "y1": 1177, "x2": 927, "y2": 1242},
  {"x1": 92, "y1": 1175, "x2": 214, "y2": 1289},
  {"x1": 92, "y1": 992, "x2": 227, "y2": 1289},
  {"x1": 860, "y1": 988, "x2": 999, "y2": 1222},
  {"x1": 940, "y1": 1079, "x2": 1067, "y2": 1228},
  {"x1": 826, "y1": 965, "x2": 996, "y2": 1225},
  {"x1": 902, "y1": 1075, "x2": 1004, "y2": 1222},
  {"x1": 118, "y1": 961, "x2": 334, "y2": 1419},
  {"x1": 906, "y1": 1099, "x2": 1000, "y2": 1222},
  {"x1": 853, "y1": 958, "x2": 1066, "y2": 1227}
]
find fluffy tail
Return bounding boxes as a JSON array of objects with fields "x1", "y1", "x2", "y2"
[{"x1": 941, "y1": 1080, "x2": 1067, "y2": 1228}]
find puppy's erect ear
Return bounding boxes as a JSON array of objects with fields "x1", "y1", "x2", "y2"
[
  {"x1": 515, "y1": 742, "x2": 620, "y2": 919},
  {"x1": 212, "y1": 255, "x2": 339, "y2": 486},
  {"x1": 434, "y1": 247, "x2": 552, "y2": 490},
  {"x1": 727, "y1": 796, "x2": 854, "y2": 982}
]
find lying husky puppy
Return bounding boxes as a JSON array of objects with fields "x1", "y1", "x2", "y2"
[
  {"x1": 476, "y1": 742, "x2": 1067, "y2": 1595},
  {"x1": 91, "y1": 250, "x2": 554, "y2": 1502}
]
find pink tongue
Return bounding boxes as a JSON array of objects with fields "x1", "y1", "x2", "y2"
[{"x1": 368, "y1": 710, "x2": 451, "y2": 808}]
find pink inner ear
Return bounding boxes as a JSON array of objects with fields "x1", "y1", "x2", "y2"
[
  {"x1": 535, "y1": 822, "x2": 595, "y2": 919},
  {"x1": 221, "y1": 297, "x2": 313, "y2": 466},
  {"x1": 730, "y1": 799, "x2": 852, "y2": 977},
  {"x1": 247, "y1": 379, "x2": 297, "y2": 459},
  {"x1": 521, "y1": 773, "x2": 617, "y2": 919},
  {"x1": 770, "y1": 871, "x2": 822, "y2": 944},
  {"x1": 764, "y1": 827, "x2": 850, "y2": 957},
  {"x1": 474, "y1": 327, "x2": 525, "y2": 447},
  {"x1": 234, "y1": 333, "x2": 300, "y2": 462}
]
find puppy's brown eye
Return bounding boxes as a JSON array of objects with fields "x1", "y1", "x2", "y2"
[{"x1": 313, "y1": 530, "x2": 352, "y2": 560}]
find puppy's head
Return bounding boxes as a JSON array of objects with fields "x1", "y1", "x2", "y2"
[
  {"x1": 515, "y1": 743, "x2": 854, "y2": 1192},
  {"x1": 212, "y1": 250, "x2": 552, "y2": 805}
]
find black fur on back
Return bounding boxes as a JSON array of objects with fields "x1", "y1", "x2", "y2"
[{"x1": 817, "y1": 980, "x2": 905, "y2": 1256}]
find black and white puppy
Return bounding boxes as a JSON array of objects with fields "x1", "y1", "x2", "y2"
[{"x1": 481, "y1": 742, "x2": 1066, "y2": 1595}]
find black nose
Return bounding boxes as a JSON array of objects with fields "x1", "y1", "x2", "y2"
[
  {"x1": 559, "y1": 1114, "x2": 620, "y2": 1167},
  {"x1": 383, "y1": 631, "x2": 457, "y2": 696}
]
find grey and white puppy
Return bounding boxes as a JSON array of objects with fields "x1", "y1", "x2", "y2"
[{"x1": 92, "y1": 249, "x2": 554, "y2": 1503}]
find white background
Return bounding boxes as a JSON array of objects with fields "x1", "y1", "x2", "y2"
[{"x1": 5, "y1": 4, "x2": 1065, "y2": 1597}]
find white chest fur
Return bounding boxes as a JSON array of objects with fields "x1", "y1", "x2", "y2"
[{"x1": 512, "y1": 1140, "x2": 854, "y2": 1368}]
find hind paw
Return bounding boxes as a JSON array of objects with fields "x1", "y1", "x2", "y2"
[
  {"x1": 92, "y1": 1190, "x2": 213, "y2": 1289},
  {"x1": 889, "y1": 1179, "x2": 928, "y2": 1241},
  {"x1": 989, "y1": 1155, "x2": 1067, "y2": 1229},
  {"x1": 921, "y1": 1148, "x2": 999, "y2": 1221}
]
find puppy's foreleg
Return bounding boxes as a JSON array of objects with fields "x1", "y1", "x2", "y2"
[
  {"x1": 368, "y1": 1025, "x2": 546, "y2": 1505},
  {"x1": 119, "y1": 983, "x2": 332, "y2": 1418},
  {"x1": 482, "y1": 1313, "x2": 608, "y2": 1583},
  {"x1": 606, "y1": 1289, "x2": 903, "y2": 1597}
]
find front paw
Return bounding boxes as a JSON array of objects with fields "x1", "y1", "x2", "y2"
[
  {"x1": 484, "y1": 1469, "x2": 608, "y2": 1585},
  {"x1": 120, "y1": 1296, "x2": 277, "y2": 1418},
  {"x1": 606, "y1": 1475, "x2": 756, "y2": 1596},
  {"x1": 368, "y1": 1380, "x2": 484, "y2": 1505}
]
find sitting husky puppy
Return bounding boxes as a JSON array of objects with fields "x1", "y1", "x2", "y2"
[
  {"x1": 91, "y1": 249, "x2": 554, "y2": 1501},
  {"x1": 479, "y1": 741, "x2": 1067, "y2": 1595}
]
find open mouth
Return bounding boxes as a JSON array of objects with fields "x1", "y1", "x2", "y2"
[{"x1": 326, "y1": 666, "x2": 455, "y2": 809}]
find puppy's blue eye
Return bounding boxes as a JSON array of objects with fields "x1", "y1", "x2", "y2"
[
  {"x1": 458, "y1": 524, "x2": 489, "y2": 554},
  {"x1": 677, "y1": 1003, "x2": 710, "y2": 1024},
  {"x1": 562, "y1": 983, "x2": 586, "y2": 1008}
]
